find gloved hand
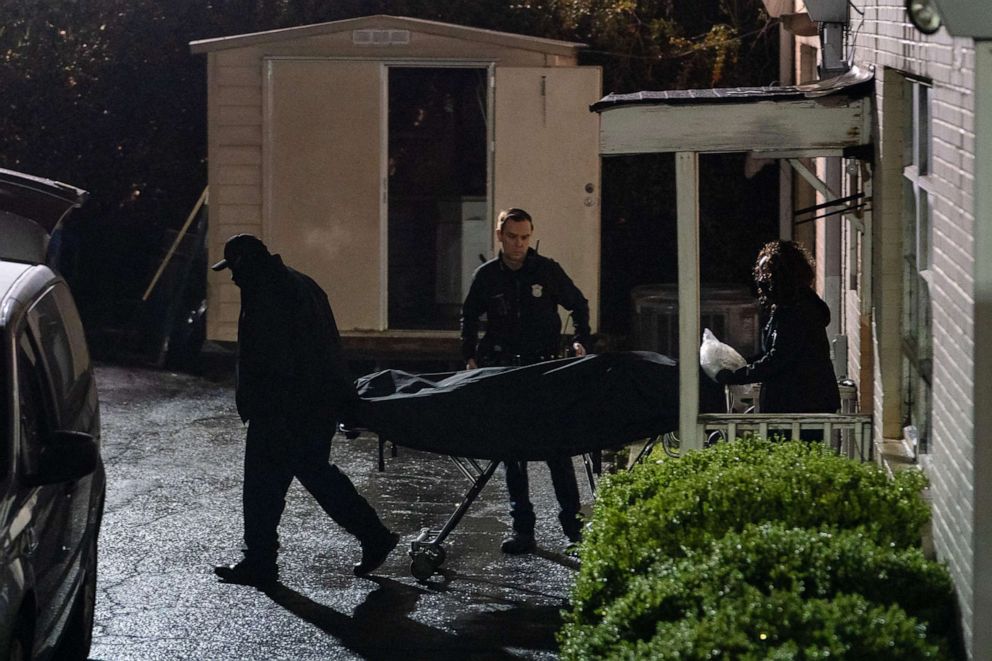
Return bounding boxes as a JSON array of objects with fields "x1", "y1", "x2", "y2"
[
  {"x1": 338, "y1": 402, "x2": 364, "y2": 439},
  {"x1": 715, "y1": 369, "x2": 735, "y2": 386}
]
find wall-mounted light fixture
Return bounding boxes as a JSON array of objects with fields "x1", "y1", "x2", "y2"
[
  {"x1": 906, "y1": 0, "x2": 943, "y2": 35},
  {"x1": 927, "y1": 0, "x2": 992, "y2": 38}
]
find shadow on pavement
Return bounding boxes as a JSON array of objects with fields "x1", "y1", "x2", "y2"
[{"x1": 263, "y1": 576, "x2": 559, "y2": 659}]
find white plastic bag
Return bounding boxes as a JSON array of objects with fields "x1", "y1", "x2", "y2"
[{"x1": 699, "y1": 328, "x2": 746, "y2": 381}]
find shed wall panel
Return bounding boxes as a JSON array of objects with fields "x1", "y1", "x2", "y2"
[
  {"x1": 217, "y1": 85, "x2": 262, "y2": 107},
  {"x1": 264, "y1": 59, "x2": 383, "y2": 331},
  {"x1": 216, "y1": 65, "x2": 262, "y2": 87},
  {"x1": 216, "y1": 165, "x2": 262, "y2": 186},
  {"x1": 215, "y1": 106, "x2": 263, "y2": 126},
  {"x1": 216, "y1": 126, "x2": 263, "y2": 146},
  {"x1": 214, "y1": 206, "x2": 261, "y2": 226}
]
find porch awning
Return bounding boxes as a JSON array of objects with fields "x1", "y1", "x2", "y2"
[
  {"x1": 591, "y1": 65, "x2": 874, "y2": 156},
  {"x1": 588, "y1": 66, "x2": 875, "y2": 451}
]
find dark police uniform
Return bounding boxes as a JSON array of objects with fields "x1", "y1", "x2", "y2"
[
  {"x1": 460, "y1": 248, "x2": 591, "y2": 365},
  {"x1": 460, "y1": 247, "x2": 591, "y2": 543}
]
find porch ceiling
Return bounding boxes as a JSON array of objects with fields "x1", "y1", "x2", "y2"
[{"x1": 592, "y1": 65, "x2": 874, "y2": 156}]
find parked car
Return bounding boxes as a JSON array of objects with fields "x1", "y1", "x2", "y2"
[{"x1": 0, "y1": 169, "x2": 105, "y2": 660}]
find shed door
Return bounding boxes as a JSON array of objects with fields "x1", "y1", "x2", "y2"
[
  {"x1": 386, "y1": 66, "x2": 490, "y2": 331},
  {"x1": 264, "y1": 59, "x2": 383, "y2": 330},
  {"x1": 493, "y1": 67, "x2": 602, "y2": 331}
]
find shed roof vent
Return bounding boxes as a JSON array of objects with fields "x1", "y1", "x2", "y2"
[{"x1": 352, "y1": 29, "x2": 411, "y2": 46}]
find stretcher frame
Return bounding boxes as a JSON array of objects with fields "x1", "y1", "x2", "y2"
[{"x1": 373, "y1": 434, "x2": 600, "y2": 581}]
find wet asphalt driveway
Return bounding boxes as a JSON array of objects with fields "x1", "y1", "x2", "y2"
[{"x1": 89, "y1": 363, "x2": 594, "y2": 660}]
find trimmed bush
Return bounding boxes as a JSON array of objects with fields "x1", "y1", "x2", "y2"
[
  {"x1": 560, "y1": 523, "x2": 955, "y2": 659},
  {"x1": 569, "y1": 439, "x2": 930, "y2": 623},
  {"x1": 567, "y1": 590, "x2": 942, "y2": 660}
]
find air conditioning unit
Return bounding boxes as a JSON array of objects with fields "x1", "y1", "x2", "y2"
[{"x1": 631, "y1": 284, "x2": 761, "y2": 359}]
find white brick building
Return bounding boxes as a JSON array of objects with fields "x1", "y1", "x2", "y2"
[{"x1": 790, "y1": 2, "x2": 990, "y2": 657}]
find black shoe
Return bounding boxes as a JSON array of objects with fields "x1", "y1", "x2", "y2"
[
  {"x1": 500, "y1": 532, "x2": 536, "y2": 554},
  {"x1": 214, "y1": 560, "x2": 278, "y2": 587},
  {"x1": 565, "y1": 528, "x2": 583, "y2": 544},
  {"x1": 354, "y1": 532, "x2": 400, "y2": 576}
]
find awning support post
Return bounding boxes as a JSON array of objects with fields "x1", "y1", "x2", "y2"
[{"x1": 677, "y1": 151, "x2": 702, "y2": 451}]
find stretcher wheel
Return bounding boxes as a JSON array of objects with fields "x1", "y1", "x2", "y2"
[
  {"x1": 410, "y1": 555, "x2": 436, "y2": 581},
  {"x1": 409, "y1": 545, "x2": 446, "y2": 582}
]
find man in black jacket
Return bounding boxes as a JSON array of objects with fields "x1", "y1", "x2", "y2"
[
  {"x1": 212, "y1": 234, "x2": 398, "y2": 587},
  {"x1": 460, "y1": 208, "x2": 591, "y2": 553}
]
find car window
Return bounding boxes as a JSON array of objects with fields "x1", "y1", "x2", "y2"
[
  {"x1": 27, "y1": 283, "x2": 90, "y2": 419},
  {"x1": 0, "y1": 350, "x2": 7, "y2": 476},
  {"x1": 17, "y1": 335, "x2": 50, "y2": 451}
]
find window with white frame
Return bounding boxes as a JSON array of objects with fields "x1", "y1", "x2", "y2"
[{"x1": 901, "y1": 76, "x2": 933, "y2": 455}]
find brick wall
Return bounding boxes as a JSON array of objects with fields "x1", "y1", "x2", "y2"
[{"x1": 849, "y1": 1, "x2": 978, "y2": 652}]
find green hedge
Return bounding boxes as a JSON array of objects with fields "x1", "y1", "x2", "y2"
[
  {"x1": 560, "y1": 439, "x2": 954, "y2": 659},
  {"x1": 561, "y1": 523, "x2": 955, "y2": 659}
]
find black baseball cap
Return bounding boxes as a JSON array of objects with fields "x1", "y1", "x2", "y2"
[{"x1": 211, "y1": 234, "x2": 269, "y2": 271}]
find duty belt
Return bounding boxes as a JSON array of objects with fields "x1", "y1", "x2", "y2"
[{"x1": 488, "y1": 350, "x2": 554, "y2": 367}]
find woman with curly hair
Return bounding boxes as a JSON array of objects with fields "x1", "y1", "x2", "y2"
[{"x1": 716, "y1": 240, "x2": 840, "y2": 417}]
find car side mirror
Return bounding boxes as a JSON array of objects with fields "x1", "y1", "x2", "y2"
[{"x1": 24, "y1": 430, "x2": 99, "y2": 486}]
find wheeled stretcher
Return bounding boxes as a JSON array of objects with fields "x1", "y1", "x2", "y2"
[
  {"x1": 370, "y1": 437, "x2": 604, "y2": 580},
  {"x1": 354, "y1": 352, "x2": 679, "y2": 581}
]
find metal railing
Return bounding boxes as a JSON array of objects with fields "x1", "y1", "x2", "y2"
[
  {"x1": 643, "y1": 381, "x2": 874, "y2": 465},
  {"x1": 697, "y1": 412, "x2": 874, "y2": 461}
]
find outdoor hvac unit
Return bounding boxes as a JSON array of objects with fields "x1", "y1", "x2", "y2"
[{"x1": 631, "y1": 284, "x2": 760, "y2": 359}]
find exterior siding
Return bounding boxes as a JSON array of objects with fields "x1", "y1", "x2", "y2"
[
  {"x1": 206, "y1": 48, "x2": 265, "y2": 342},
  {"x1": 849, "y1": 1, "x2": 979, "y2": 653}
]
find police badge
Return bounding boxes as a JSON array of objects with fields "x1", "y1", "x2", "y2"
[{"x1": 531, "y1": 284, "x2": 543, "y2": 298}]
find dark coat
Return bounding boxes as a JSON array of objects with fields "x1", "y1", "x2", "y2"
[
  {"x1": 235, "y1": 254, "x2": 357, "y2": 424},
  {"x1": 725, "y1": 288, "x2": 840, "y2": 413},
  {"x1": 460, "y1": 248, "x2": 590, "y2": 363}
]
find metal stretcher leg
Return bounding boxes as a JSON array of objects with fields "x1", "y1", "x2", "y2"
[
  {"x1": 580, "y1": 453, "x2": 597, "y2": 493},
  {"x1": 629, "y1": 436, "x2": 660, "y2": 468},
  {"x1": 376, "y1": 436, "x2": 398, "y2": 472},
  {"x1": 409, "y1": 457, "x2": 500, "y2": 582}
]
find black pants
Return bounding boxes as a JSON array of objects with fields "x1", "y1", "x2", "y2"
[
  {"x1": 504, "y1": 457, "x2": 581, "y2": 539},
  {"x1": 479, "y1": 351, "x2": 581, "y2": 538},
  {"x1": 242, "y1": 415, "x2": 389, "y2": 564}
]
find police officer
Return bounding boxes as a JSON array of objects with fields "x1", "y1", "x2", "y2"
[
  {"x1": 212, "y1": 234, "x2": 398, "y2": 587},
  {"x1": 460, "y1": 208, "x2": 591, "y2": 553}
]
